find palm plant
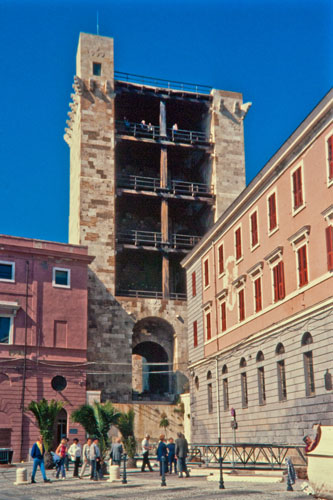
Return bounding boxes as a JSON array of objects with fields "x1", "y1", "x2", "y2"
[
  {"x1": 117, "y1": 408, "x2": 137, "y2": 460},
  {"x1": 27, "y1": 398, "x2": 65, "y2": 451},
  {"x1": 159, "y1": 412, "x2": 170, "y2": 437},
  {"x1": 71, "y1": 401, "x2": 120, "y2": 458}
]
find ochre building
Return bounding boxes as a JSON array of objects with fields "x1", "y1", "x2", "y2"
[{"x1": 182, "y1": 89, "x2": 333, "y2": 444}]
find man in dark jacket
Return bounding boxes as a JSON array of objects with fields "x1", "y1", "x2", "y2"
[
  {"x1": 175, "y1": 432, "x2": 189, "y2": 478},
  {"x1": 110, "y1": 438, "x2": 123, "y2": 465},
  {"x1": 31, "y1": 435, "x2": 51, "y2": 483}
]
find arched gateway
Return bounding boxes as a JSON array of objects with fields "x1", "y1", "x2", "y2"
[{"x1": 132, "y1": 317, "x2": 174, "y2": 400}]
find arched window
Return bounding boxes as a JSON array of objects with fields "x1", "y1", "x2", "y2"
[
  {"x1": 256, "y1": 351, "x2": 264, "y2": 362},
  {"x1": 194, "y1": 376, "x2": 199, "y2": 390},
  {"x1": 207, "y1": 371, "x2": 213, "y2": 413},
  {"x1": 276, "y1": 342, "x2": 285, "y2": 355},
  {"x1": 301, "y1": 332, "x2": 313, "y2": 346},
  {"x1": 302, "y1": 333, "x2": 315, "y2": 396},
  {"x1": 239, "y1": 358, "x2": 248, "y2": 408},
  {"x1": 222, "y1": 364, "x2": 229, "y2": 410},
  {"x1": 276, "y1": 343, "x2": 287, "y2": 401}
]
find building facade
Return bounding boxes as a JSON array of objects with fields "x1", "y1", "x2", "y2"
[
  {"x1": 64, "y1": 33, "x2": 248, "y2": 403},
  {"x1": 0, "y1": 235, "x2": 93, "y2": 460},
  {"x1": 182, "y1": 89, "x2": 333, "y2": 444}
]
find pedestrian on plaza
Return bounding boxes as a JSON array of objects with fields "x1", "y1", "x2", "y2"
[
  {"x1": 68, "y1": 438, "x2": 82, "y2": 477},
  {"x1": 30, "y1": 435, "x2": 51, "y2": 484},
  {"x1": 64, "y1": 437, "x2": 70, "y2": 471},
  {"x1": 80, "y1": 437, "x2": 92, "y2": 478},
  {"x1": 157, "y1": 434, "x2": 168, "y2": 476},
  {"x1": 175, "y1": 432, "x2": 189, "y2": 478},
  {"x1": 110, "y1": 437, "x2": 123, "y2": 466},
  {"x1": 141, "y1": 434, "x2": 153, "y2": 472},
  {"x1": 167, "y1": 437, "x2": 177, "y2": 474},
  {"x1": 90, "y1": 437, "x2": 103, "y2": 481},
  {"x1": 55, "y1": 438, "x2": 68, "y2": 479}
]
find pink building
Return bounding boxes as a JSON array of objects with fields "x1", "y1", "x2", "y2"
[
  {"x1": 182, "y1": 89, "x2": 333, "y2": 444},
  {"x1": 0, "y1": 235, "x2": 93, "y2": 461}
]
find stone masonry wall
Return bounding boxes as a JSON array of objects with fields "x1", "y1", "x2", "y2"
[{"x1": 211, "y1": 90, "x2": 246, "y2": 220}]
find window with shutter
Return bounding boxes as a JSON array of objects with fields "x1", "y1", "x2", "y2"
[
  {"x1": 204, "y1": 259, "x2": 209, "y2": 288},
  {"x1": 251, "y1": 212, "x2": 258, "y2": 247},
  {"x1": 328, "y1": 135, "x2": 333, "y2": 181},
  {"x1": 258, "y1": 367, "x2": 266, "y2": 405},
  {"x1": 221, "y1": 302, "x2": 227, "y2": 332},
  {"x1": 238, "y1": 289, "x2": 245, "y2": 321},
  {"x1": 192, "y1": 271, "x2": 196, "y2": 297},
  {"x1": 268, "y1": 193, "x2": 277, "y2": 231},
  {"x1": 326, "y1": 226, "x2": 333, "y2": 271},
  {"x1": 206, "y1": 311, "x2": 211, "y2": 340},
  {"x1": 292, "y1": 167, "x2": 303, "y2": 210},
  {"x1": 304, "y1": 351, "x2": 315, "y2": 397},
  {"x1": 254, "y1": 277, "x2": 262, "y2": 312},
  {"x1": 273, "y1": 261, "x2": 285, "y2": 302},
  {"x1": 193, "y1": 320, "x2": 198, "y2": 347},
  {"x1": 218, "y1": 244, "x2": 224, "y2": 274},
  {"x1": 235, "y1": 228, "x2": 242, "y2": 260},
  {"x1": 297, "y1": 245, "x2": 308, "y2": 286},
  {"x1": 208, "y1": 382, "x2": 213, "y2": 413}
]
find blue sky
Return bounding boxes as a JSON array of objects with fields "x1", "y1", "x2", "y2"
[{"x1": 0, "y1": 0, "x2": 332, "y2": 243}]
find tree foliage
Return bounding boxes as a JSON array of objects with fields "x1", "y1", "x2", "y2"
[
  {"x1": 159, "y1": 412, "x2": 170, "y2": 435},
  {"x1": 117, "y1": 408, "x2": 137, "y2": 458},
  {"x1": 71, "y1": 401, "x2": 120, "y2": 457},
  {"x1": 27, "y1": 399, "x2": 65, "y2": 451}
]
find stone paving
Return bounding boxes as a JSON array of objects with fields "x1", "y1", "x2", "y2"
[{"x1": 0, "y1": 464, "x2": 312, "y2": 500}]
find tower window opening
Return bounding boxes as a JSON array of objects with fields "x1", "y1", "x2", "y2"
[{"x1": 93, "y1": 62, "x2": 102, "y2": 76}]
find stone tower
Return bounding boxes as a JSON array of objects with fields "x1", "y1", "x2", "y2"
[{"x1": 65, "y1": 32, "x2": 247, "y2": 403}]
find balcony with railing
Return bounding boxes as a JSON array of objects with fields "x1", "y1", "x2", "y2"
[
  {"x1": 116, "y1": 289, "x2": 186, "y2": 300},
  {"x1": 117, "y1": 174, "x2": 214, "y2": 198},
  {"x1": 116, "y1": 120, "x2": 212, "y2": 146},
  {"x1": 115, "y1": 71, "x2": 212, "y2": 96},
  {"x1": 116, "y1": 230, "x2": 200, "y2": 250}
]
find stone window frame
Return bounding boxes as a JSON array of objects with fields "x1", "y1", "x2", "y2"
[
  {"x1": 264, "y1": 247, "x2": 285, "y2": 304},
  {"x1": 276, "y1": 343, "x2": 287, "y2": 402},
  {"x1": 222, "y1": 364, "x2": 229, "y2": 411},
  {"x1": 324, "y1": 130, "x2": 333, "y2": 187},
  {"x1": 247, "y1": 262, "x2": 264, "y2": 314},
  {"x1": 234, "y1": 224, "x2": 243, "y2": 263},
  {"x1": 217, "y1": 241, "x2": 225, "y2": 277},
  {"x1": 266, "y1": 188, "x2": 279, "y2": 236},
  {"x1": 0, "y1": 261, "x2": 15, "y2": 283},
  {"x1": 0, "y1": 314, "x2": 14, "y2": 344},
  {"x1": 288, "y1": 226, "x2": 310, "y2": 288},
  {"x1": 301, "y1": 332, "x2": 315, "y2": 397},
  {"x1": 249, "y1": 207, "x2": 260, "y2": 251},
  {"x1": 256, "y1": 351, "x2": 266, "y2": 406}
]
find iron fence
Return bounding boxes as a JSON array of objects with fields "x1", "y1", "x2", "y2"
[
  {"x1": 115, "y1": 71, "x2": 212, "y2": 94},
  {"x1": 116, "y1": 289, "x2": 186, "y2": 300},
  {"x1": 117, "y1": 175, "x2": 213, "y2": 197}
]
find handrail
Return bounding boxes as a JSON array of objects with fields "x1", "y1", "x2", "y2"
[
  {"x1": 187, "y1": 443, "x2": 307, "y2": 469},
  {"x1": 116, "y1": 120, "x2": 212, "y2": 145},
  {"x1": 117, "y1": 230, "x2": 200, "y2": 249},
  {"x1": 116, "y1": 289, "x2": 186, "y2": 300},
  {"x1": 114, "y1": 71, "x2": 212, "y2": 95},
  {"x1": 117, "y1": 174, "x2": 213, "y2": 197}
]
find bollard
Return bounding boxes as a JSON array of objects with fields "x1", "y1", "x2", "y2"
[
  {"x1": 108, "y1": 463, "x2": 121, "y2": 482},
  {"x1": 14, "y1": 467, "x2": 29, "y2": 485},
  {"x1": 161, "y1": 456, "x2": 166, "y2": 486},
  {"x1": 219, "y1": 457, "x2": 225, "y2": 490},
  {"x1": 122, "y1": 453, "x2": 127, "y2": 484}
]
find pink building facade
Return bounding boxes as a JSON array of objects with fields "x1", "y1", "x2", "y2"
[
  {"x1": 182, "y1": 89, "x2": 333, "y2": 444},
  {"x1": 0, "y1": 235, "x2": 93, "y2": 460}
]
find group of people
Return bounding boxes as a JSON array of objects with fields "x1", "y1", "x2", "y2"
[
  {"x1": 31, "y1": 435, "x2": 104, "y2": 483},
  {"x1": 122, "y1": 117, "x2": 180, "y2": 138},
  {"x1": 142, "y1": 432, "x2": 190, "y2": 478},
  {"x1": 30, "y1": 432, "x2": 190, "y2": 484}
]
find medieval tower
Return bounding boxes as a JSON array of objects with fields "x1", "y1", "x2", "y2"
[{"x1": 64, "y1": 32, "x2": 247, "y2": 404}]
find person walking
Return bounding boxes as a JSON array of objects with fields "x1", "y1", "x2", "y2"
[
  {"x1": 141, "y1": 434, "x2": 153, "y2": 472},
  {"x1": 55, "y1": 438, "x2": 68, "y2": 479},
  {"x1": 110, "y1": 437, "x2": 123, "y2": 466},
  {"x1": 175, "y1": 432, "x2": 189, "y2": 478},
  {"x1": 68, "y1": 438, "x2": 82, "y2": 477},
  {"x1": 30, "y1": 435, "x2": 51, "y2": 484},
  {"x1": 80, "y1": 437, "x2": 92, "y2": 478},
  {"x1": 90, "y1": 437, "x2": 103, "y2": 481},
  {"x1": 167, "y1": 437, "x2": 177, "y2": 474},
  {"x1": 157, "y1": 434, "x2": 168, "y2": 476}
]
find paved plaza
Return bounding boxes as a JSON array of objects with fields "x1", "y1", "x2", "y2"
[{"x1": 0, "y1": 464, "x2": 312, "y2": 500}]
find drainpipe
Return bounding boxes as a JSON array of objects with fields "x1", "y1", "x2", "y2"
[{"x1": 19, "y1": 260, "x2": 29, "y2": 461}]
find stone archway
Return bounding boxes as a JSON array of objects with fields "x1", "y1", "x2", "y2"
[{"x1": 132, "y1": 317, "x2": 175, "y2": 399}]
